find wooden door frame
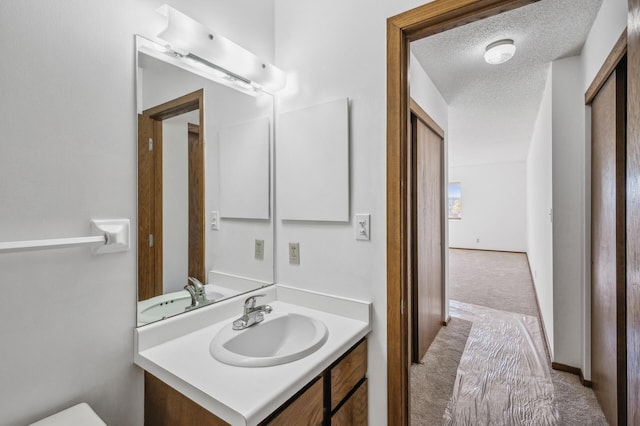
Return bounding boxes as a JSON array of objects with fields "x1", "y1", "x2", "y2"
[
  {"x1": 138, "y1": 89, "x2": 205, "y2": 300},
  {"x1": 388, "y1": 1, "x2": 639, "y2": 424},
  {"x1": 386, "y1": 3, "x2": 539, "y2": 422},
  {"x1": 625, "y1": 0, "x2": 640, "y2": 422},
  {"x1": 187, "y1": 123, "x2": 205, "y2": 282},
  {"x1": 409, "y1": 98, "x2": 446, "y2": 363}
]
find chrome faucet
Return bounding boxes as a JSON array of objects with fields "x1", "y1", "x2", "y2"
[
  {"x1": 184, "y1": 276, "x2": 211, "y2": 311},
  {"x1": 232, "y1": 295, "x2": 272, "y2": 330}
]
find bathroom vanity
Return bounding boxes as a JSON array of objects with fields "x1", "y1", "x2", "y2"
[
  {"x1": 133, "y1": 9, "x2": 367, "y2": 425},
  {"x1": 144, "y1": 339, "x2": 367, "y2": 425},
  {"x1": 135, "y1": 285, "x2": 371, "y2": 425}
]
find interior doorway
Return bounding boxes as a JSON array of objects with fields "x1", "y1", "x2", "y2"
[{"x1": 386, "y1": 0, "x2": 639, "y2": 424}]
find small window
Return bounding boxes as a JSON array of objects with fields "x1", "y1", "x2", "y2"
[{"x1": 448, "y1": 182, "x2": 462, "y2": 219}]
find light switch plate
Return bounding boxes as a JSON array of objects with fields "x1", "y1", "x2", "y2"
[
  {"x1": 211, "y1": 211, "x2": 219, "y2": 230},
  {"x1": 255, "y1": 239, "x2": 264, "y2": 260},
  {"x1": 289, "y1": 242, "x2": 300, "y2": 265},
  {"x1": 355, "y1": 214, "x2": 370, "y2": 241}
]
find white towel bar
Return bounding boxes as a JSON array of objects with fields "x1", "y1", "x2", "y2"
[{"x1": 0, "y1": 219, "x2": 130, "y2": 254}]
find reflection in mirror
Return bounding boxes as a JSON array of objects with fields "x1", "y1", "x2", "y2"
[{"x1": 136, "y1": 36, "x2": 274, "y2": 326}]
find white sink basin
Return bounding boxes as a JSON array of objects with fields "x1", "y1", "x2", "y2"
[{"x1": 210, "y1": 312, "x2": 329, "y2": 367}]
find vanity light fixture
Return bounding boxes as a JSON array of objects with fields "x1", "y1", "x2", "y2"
[
  {"x1": 484, "y1": 39, "x2": 516, "y2": 65},
  {"x1": 154, "y1": 5, "x2": 286, "y2": 94}
]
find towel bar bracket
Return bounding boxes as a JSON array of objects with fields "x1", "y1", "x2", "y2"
[{"x1": 91, "y1": 219, "x2": 130, "y2": 254}]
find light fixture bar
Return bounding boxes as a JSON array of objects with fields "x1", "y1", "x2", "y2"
[
  {"x1": 185, "y1": 53, "x2": 252, "y2": 86},
  {"x1": 136, "y1": 36, "x2": 263, "y2": 97},
  {"x1": 156, "y1": 5, "x2": 286, "y2": 94}
]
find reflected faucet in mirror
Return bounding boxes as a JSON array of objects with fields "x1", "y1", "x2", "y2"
[{"x1": 184, "y1": 277, "x2": 211, "y2": 310}]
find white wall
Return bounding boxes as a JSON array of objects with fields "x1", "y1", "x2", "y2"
[
  {"x1": 162, "y1": 115, "x2": 194, "y2": 294},
  {"x1": 527, "y1": 66, "x2": 554, "y2": 357},
  {"x1": 409, "y1": 52, "x2": 451, "y2": 321},
  {"x1": 581, "y1": 0, "x2": 628, "y2": 90},
  {"x1": 0, "y1": 1, "x2": 275, "y2": 424},
  {"x1": 448, "y1": 162, "x2": 527, "y2": 252},
  {"x1": 409, "y1": 53, "x2": 449, "y2": 132},
  {"x1": 274, "y1": 0, "x2": 436, "y2": 422},
  {"x1": 551, "y1": 56, "x2": 585, "y2": 368},
  {"x1": 527, "y1": 0, "x2": 628, "y2": 375}
]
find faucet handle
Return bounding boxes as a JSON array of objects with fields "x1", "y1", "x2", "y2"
[
  {"x1": 244, "y1": 294, "x2": 266, "y2": 310},
  {"x1": 233, "y1": 316, "x2": 248, "y2": 330},
  {"x1": 188, "y1": 276, "x2": 205, "y2": 289}
]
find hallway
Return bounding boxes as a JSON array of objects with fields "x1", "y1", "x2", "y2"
[{"x1": 410, "y1": 249, "x2": 606, "y2": 425}]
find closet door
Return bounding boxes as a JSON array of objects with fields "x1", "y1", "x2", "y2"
[
  {"x1": 411, "y1": 109, "x2": 444, "y2": 363},
  {"x1": 590, "y1": 58, "x2": 626, "y2": 426}
]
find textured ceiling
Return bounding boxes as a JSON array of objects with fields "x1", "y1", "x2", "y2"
[{"x1": 410, "y1": 0, "x2": 602, "y2": 166}]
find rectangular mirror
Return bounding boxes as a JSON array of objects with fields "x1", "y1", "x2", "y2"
[{"x1": 136, "y1": 36, "x2": 274, "y2": 326}]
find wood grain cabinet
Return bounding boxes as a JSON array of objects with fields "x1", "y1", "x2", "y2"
[
  {"x1": 144, "y1": 373, "x2": 228, "y2": 426},
  {"x1": 329, "y1": 339, "x2": 368, "y2": 414},
  {"x1": 331, "y1": 379, "x2": 368, "y2": 425},
  {"x1": 264, "y1": 377, "x2": 324, "y2": 425},
  {"x1": 145, "y1": 339, "x2": 368, "y2": 426}
]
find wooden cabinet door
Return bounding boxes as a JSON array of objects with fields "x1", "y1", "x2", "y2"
[
  {"x1": 266, "y1": 377, "x2": 324, "y2": 426},
  {"x1": 330, "y1": 340, "x2": 368, "y2": 411},
  {"x1": 144, "y1": 373, "x2": 229, "y2": 426},
  {"x1": 332, "y1": 379, "x2": 367, "y2": 425}
]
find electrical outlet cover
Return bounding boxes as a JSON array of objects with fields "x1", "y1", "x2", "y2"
[
  {"x1": 255, "y1": 239, "x2": 264, "y2": 260},
  {"x1": 289, "y1": 242, "x2": 300, "y2": 265}
]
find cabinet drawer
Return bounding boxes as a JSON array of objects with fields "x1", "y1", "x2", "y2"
[
  {"x1": 266, "y1": 376, "x2": 324, "y2": 426},
  {"x1": 330, "y1": 339, "x2": 367, "y2": 410},
  {"x1": 332, "y1": 378, "x2": 368, "y2": 425}
]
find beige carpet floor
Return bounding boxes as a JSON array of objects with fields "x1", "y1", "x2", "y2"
[
  {"x1": 411, "y1": 317, "x2": 473, "y2": 425},
  {"x1": 448, "y1": 249, "x2": 538, "y2": 317},
  {"x1": 410, "y1": 248, "x2": 607, "y2": 425}
]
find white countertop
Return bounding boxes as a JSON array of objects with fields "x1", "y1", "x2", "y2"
[{"x1": 134, "y1": 285, "x2": 371, "y2": 426}]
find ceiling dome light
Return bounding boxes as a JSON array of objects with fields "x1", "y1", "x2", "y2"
[{"x1": 484, "y1": 39, "x2": 516, "y2": 65}]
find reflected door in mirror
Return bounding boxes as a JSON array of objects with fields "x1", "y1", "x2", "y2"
[{"x1": 137, "y1": 90, "x2": 205, "y2": 300}]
